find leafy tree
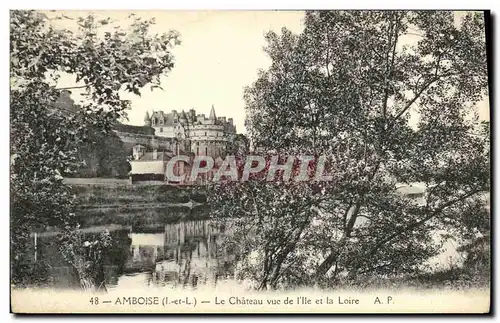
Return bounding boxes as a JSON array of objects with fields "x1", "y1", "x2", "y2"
[
  {"x1": 10, "y1": 10, "x2": 180, "y2": 287},
  {"x1": 210, "y1": 154, "x2": 323, "y2": 289},
  {"x1": 209, "y1": 11, "x2": 490, "y2": 289}
]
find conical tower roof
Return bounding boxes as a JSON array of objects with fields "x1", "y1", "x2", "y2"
[{"x1": 209, "y1": 104, "x2": 216, "y2": 120}]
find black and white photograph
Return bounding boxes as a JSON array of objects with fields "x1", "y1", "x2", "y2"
[{"x1": 9, "y1": 9, "x2": 491, "y2": 314}]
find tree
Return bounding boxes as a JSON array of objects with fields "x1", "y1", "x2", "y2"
[
  {"x1": 209, "y1": 11, "x2": 490, "y2": 289},
  {"x1": 225, "y1": 133, "x2": 251, "y2": 157},
  {"x1": 209, "y1": 156, "x2": 323, "y2": 289},
  {"x1": 10, "y1": 10, "x2": 180, "y2": 288}
]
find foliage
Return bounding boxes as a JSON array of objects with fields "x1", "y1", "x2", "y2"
[
  {"x1": 211, "y1": 180, "x2": 321, "y2": 289},
  {"x1": 58, "y1": 227, "x2": 113, "y2": 291},
  {"x1": 209, "y1": 11, "x2": 490, "y2": 289},
  {"x1": 225, "y1": 133, "x2": 251, "y2": 157},
  {"x1": 74, "y1": 126, "x2": 131, "y2": 178},
  {"x1": 10, "y1": 10, "x2": 180, "y2": 286}
]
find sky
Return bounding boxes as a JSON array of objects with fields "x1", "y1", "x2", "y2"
[
  {"x1": 50, "y1": 10, "x2": 306, "y2": 134},
  {"x1": 49, "y1": 10, "x2": 489, "y2": 134}
]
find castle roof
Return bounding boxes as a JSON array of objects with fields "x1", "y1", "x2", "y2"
[
  {"x1": 151, "y1": 110, "x2": 177, "y2": 126},
  {"x1": 147, "y1": 106, "x2": 238, "y2": 129}
]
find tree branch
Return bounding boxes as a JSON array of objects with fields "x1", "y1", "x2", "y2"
[
  {"x1": 55, "y1": 84, "x2": 93, "y2": 91},
  {"x1": 390, "y1": 65, "x2": 457, "y2": 125},
  {"x1": 382, "y1": 13, "x2": 399, "y2": 121}
]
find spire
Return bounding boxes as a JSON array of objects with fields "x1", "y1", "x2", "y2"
[
  {"x1": 209, "y1": 104, "x2": 216, "y2": 120},
  {"x1": 144, "y1": 111, "x2": 150, "y2": 121},
  {"x1": 144, "y1": 111, "x2": 151, "y2": 126}
]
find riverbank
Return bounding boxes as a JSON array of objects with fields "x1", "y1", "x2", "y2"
[
  {"x1": 74, "y1": 204, "x2": 209, "y2": 228},
  {"x1": 67, "y1": 178, "x2": 207, "y2": 206},
  {"x1": 60, "y1": 178, "x2": 210, "y2": 228}
]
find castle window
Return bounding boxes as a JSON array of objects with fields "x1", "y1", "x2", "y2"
[
  {"x1": 205, "y1": 147, "x2": 208, "y2": 155},
  {"x1": 205, "y1": 132, "x2": 207, "y2": 136},
  {"x1": 160, "y1": 128, "x2": 163, "y2": 132}
]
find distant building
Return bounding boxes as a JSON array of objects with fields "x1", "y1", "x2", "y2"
[
  {"x1": 112, "y1": 105, "x2": 239, "y2": 184},
  {"x1": 144, "y1": 105, "x2": 236, "y2": 159},
  {"x1": 114, "y1": 123, "x2": 189, "y2": 154},
  {"x1": 129, "y1": 146, "x2": 169, "y2": 183},
  {"x1": 129, "y1": 145, "x2": 190, "y2": 184}
]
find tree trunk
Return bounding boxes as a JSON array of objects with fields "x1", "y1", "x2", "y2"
[{"x1": 316, "y1": 202, "x2": 362, "y2": 278}]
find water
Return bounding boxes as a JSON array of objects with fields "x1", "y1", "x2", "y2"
[{"x1": 35, "y1": 218, "x2": 237, "y2": 291}]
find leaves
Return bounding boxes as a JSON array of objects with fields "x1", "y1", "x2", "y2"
[{"x1": 10, "y1": 10, "x2": 180, "y2": 286}]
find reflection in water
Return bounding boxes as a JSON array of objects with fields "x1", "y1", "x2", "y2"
[
  {"x1": 38, "y1": 219, "x2": 236, "y2": 290},
  {"x1": 33, "y1": 215, "x2": 464, "y2": 290}
]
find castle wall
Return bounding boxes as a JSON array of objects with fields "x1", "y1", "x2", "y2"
[
  {"x1": 130, "y1": 160, "x2": 166, "y2": 175},
  {"x1": 191, "y1": 140, "x2": 225, "y2": 158},
  {"x1": 115, "y1": 131, "x2": 187, "y2": 154},
  {"x1": 153, "y1": 125, "x2": 181, "y2": 138}
]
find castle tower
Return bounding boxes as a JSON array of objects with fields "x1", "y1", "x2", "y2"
[
  {"x1": 209, "y1": 105, "x2": 216, "y2": 121},
  {"x1": 144, "y1": 111, "x2": 151, "y2": 126}
]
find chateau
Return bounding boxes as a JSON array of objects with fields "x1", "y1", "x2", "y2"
[
  {"x1": 118, "y1": 105, "x2": 238, "y2": 183},
  {"x1": 144, "y1": 105, "x2": 236, "y2": 159}
]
